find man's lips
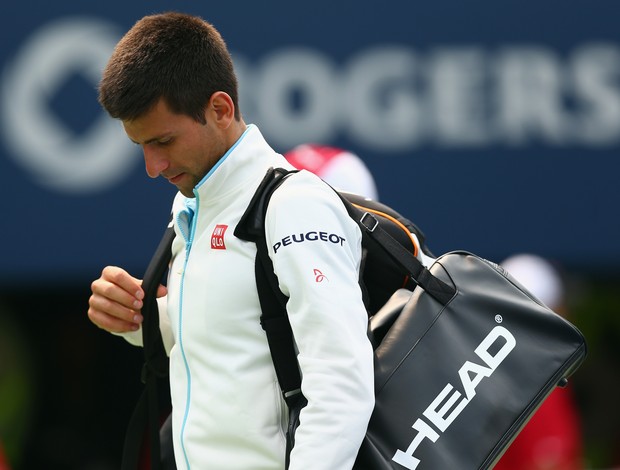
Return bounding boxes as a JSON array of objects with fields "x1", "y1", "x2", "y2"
[{"x1": 166, "y1": 173, "x2": 184, "y2": 184}]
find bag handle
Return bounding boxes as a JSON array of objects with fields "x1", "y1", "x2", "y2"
[{"x1": 342, "y1": 199, "x2": 456, "y2": 305}]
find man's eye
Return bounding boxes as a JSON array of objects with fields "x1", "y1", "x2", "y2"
[{"x1": 157, "y1": 138, "x2": 173, "y2": 146}]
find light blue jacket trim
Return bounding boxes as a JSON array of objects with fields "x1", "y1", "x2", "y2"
[
  {"x1": 178, "y1": 192, "x2": 197, "y2": 469},
  {"x1": 193, "y1": 124, "x2": 254, "y2": 194}
]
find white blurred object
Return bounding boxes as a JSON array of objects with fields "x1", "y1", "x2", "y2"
[
  {"x1": 284, "y1": 144, "x2": 379, "y2": 200},
  {"x1": 501, "y1": 254, "x2": 564, "y2": 309}
]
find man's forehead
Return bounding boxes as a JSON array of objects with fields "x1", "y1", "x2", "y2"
[{"x1": 122, "y1": 101, "x2": 184, "y2": 144}]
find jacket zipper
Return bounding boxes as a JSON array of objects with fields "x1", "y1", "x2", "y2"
[{"x1": 177, "y1": 194, "x2": 199, "y2": 470}]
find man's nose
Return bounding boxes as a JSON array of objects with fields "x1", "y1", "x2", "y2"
[{"x1": 143, "y1": 146, "x2": 169, "y2": 178}]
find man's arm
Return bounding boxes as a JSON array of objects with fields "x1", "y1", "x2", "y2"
[{"x1": 265, "y1": 172, "x2": 374, "y2": 470}]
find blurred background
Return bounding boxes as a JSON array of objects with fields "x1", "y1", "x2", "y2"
[{"x1": 1, "y1": 0, "x2": 619, "y2": 468}]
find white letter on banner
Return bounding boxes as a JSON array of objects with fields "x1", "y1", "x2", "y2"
[
  {"x1": 0, "y1": 17, "x2": 137, "y2": 193},
  {"x1": 495, "y1": 48, "x2": 567, "y2": 144},
  {"x1": 572, "y1": 44, "x2": 620, "y2": 145},
  {"x1": 344, "y1": 47, "x2": 425, "y2": 150},
  {"x1": 254, "y1": 47, "x2": 337, "y2": 148}
]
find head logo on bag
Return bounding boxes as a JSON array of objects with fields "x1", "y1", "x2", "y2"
[{"x1": 392, "y1": 325, "x2": 516, "y2": 470}]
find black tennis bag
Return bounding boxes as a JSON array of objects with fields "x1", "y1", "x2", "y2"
[
  {"x1": 236, "y1": 167, "x2": 588, "y2": 470},
  {"x1": 356, "y1": 253, "x2": 586, "y2": 469}
]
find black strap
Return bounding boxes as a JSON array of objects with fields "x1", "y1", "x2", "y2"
[
  {"x1": 122, "y1": 222, "x2": 175, "y2": 470},
  {"x1": 254, "y1": 223, "x2": 307, "y2": 470},
  {"x1": 235, "y1": 168, "x2": 303, "y2": 400},
  {"x1": 234, "y1": 168, "x2": 306, "y2": 469},
  {"x1": 343, "y1": 200, "x2": 455, "y2": 305},
  {"x1": 238, "y1": 169, "x2": 307, "y2": 407},
  {"x1": 255, "y1": 241, "x2": 303, "y2": 403},
  {"x1": 122, "y1": 387, "x2": 149, "y2": 470}
]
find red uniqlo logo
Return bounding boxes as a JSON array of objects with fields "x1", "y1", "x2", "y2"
[{"x1": 211, "y1": 224, "x2": 228, "y2": 250}]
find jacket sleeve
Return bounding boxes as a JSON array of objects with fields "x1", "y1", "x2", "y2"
[{"x1": 264, "y1": 171, "x2": 374, "y2": 470}]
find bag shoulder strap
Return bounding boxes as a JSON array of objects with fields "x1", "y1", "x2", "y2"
[
  {"x1": 234, "y1": 168, "x2": 304, "y2": 407},
  {"x1": 234, "y1": 168, "x2": 306, "y2": 467},
  {"x1": 122, "y1": 220, "x2": 175, "y2": 470}
]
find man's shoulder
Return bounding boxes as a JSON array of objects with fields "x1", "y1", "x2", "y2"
[
  {"x1": 266, "y1": 170, "x2": 358, "y2": 235},
  {"x1": 270, "y1": 170, "x2": 339, "y2": 208}
]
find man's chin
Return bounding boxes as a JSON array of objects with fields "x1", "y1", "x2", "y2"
[{"x1": 178, "y1": 187, "x2": 196, "y2": 198}]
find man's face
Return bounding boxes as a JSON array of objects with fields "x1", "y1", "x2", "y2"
[{"x1": 123, "y1": 99, "x2": 227, "y2": 197}]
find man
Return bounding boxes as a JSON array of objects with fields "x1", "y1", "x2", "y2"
[{"x1": 87, "y1": 12, "x2": 374, "y2": 470}]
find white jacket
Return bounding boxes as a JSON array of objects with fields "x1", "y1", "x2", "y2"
[{"x1": 125, "y1": 125, "x2": 374, "y2": 469}]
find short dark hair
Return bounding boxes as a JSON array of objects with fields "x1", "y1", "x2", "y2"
[{"x1": 99, "y1": 12, "x2": 240, "y2": 123}]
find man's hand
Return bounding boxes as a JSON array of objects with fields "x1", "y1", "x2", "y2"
[{"x1": 88, "y1": 266, "x2": 167, "y2": 333}]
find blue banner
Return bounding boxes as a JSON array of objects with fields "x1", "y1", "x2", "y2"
[{"x1": 2, "y1": 0, "x2": 619, "y2": 284}]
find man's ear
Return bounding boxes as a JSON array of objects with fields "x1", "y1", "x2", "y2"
[{"x1": 208, "y1": 91, "x2": 235, "y2": 129}]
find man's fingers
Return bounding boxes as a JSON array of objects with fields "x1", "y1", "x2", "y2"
[
  {"x1": 88, "y1": 291, "x2": 143, "y2": 325},
  {"x1": 87, "y1": 306, "x2": 140, "y2": 333},
  {"x1": 93, "y1": 268, "x2": 144, "y2": 310},
  {"x1": 101, "y1": 266, "x2": 144, "y2": 301},
  {"x1": 94, "y1": 279, "x2": 143, "y2": 311}
]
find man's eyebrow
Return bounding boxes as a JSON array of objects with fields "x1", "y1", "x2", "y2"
[{"x1": 129, "y1": 135, "x2": 168, "y2": 145}]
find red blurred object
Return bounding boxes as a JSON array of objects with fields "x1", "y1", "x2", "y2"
[
  {"x1": 494, "y1": 385, "x2": 584, "y2": 470},
  {"x1": 0, "y1": 442, "x2": 11, "y2": 470}
]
